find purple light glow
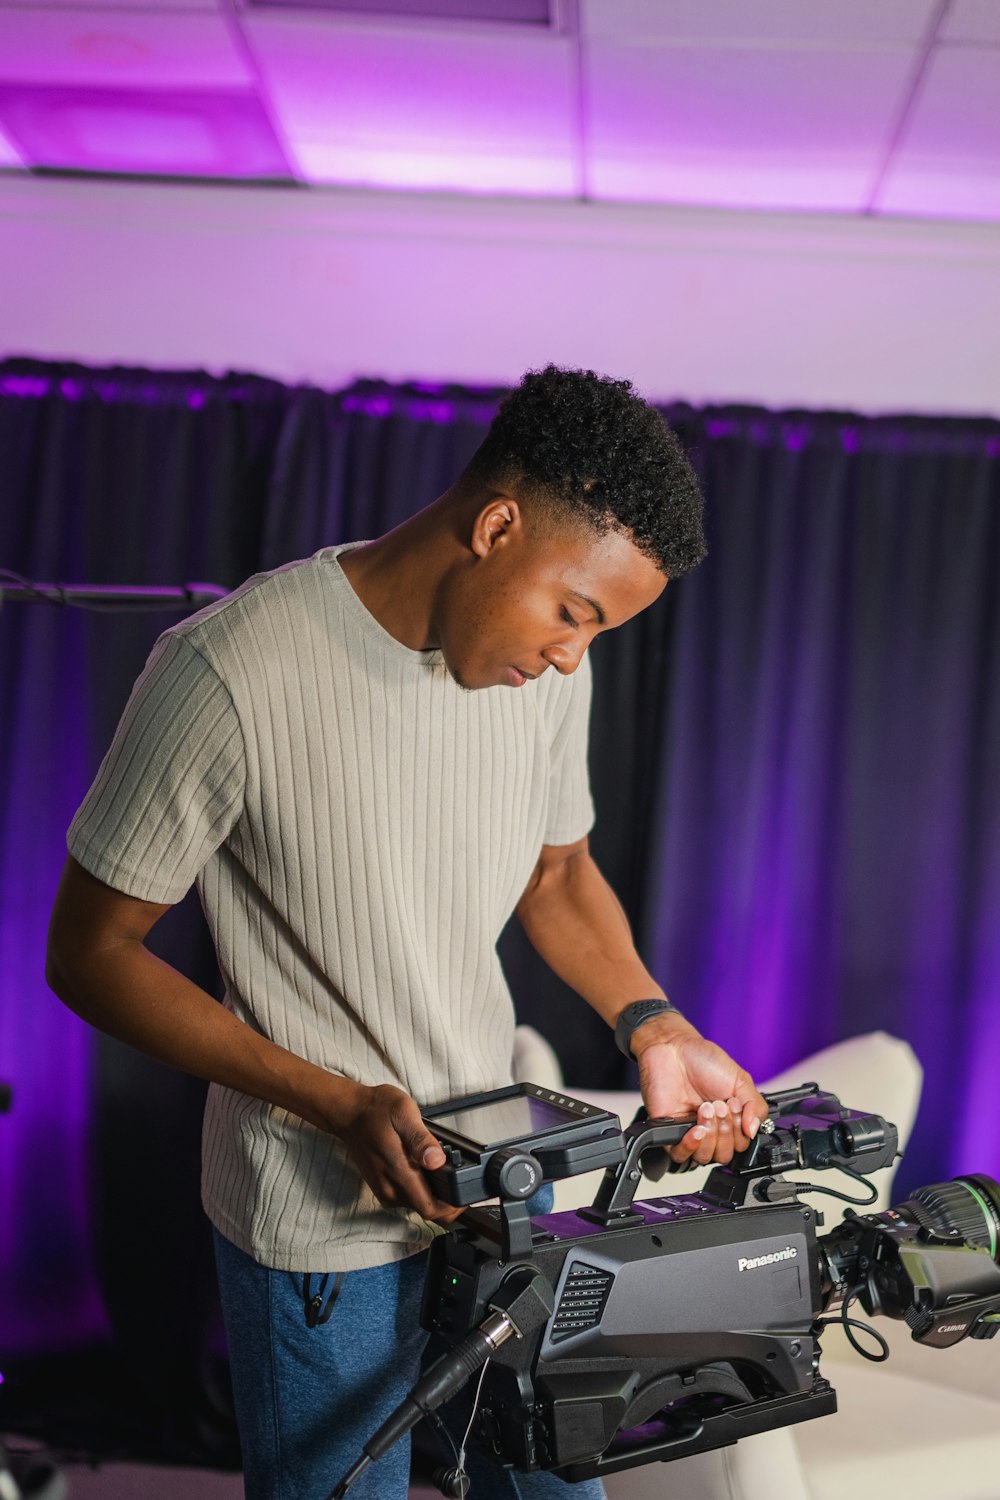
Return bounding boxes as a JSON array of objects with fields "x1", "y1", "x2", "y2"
[
  {"x1": 0, "y1": 367, "x2": 276, "y2": 409},
  {"x1": 247, "y1": 13, "x2": 577, "y2": 197},
  {"x1": 880, "y1": 45, "x2": 1000, "y2": 220},
  {"x1": 0, "y1": 374, "x2": 50, "y2": 400},
  {"x1": 0, "y1": 613, "x2": 113, "y2": 1352},
  {"x1": 587, "y1": 40, "x2": 917, "y2": 214},
  {"x1": 0, "y1": 123, "x2": 22, "y2": 167},
  {"x1": 781, "y1": 422, "x2": 811, "y2": 452},
  {"x1": 296, "y1": 140, "x2": 572, "y2": 197},
  {"x1": 342, "y1": 393, "x2": 393, "y2": 419},
  {"x1": 704, "y1": 418, "x2": 739, "y2": 441},
  {"x1": 0, "y1": 85, "x2": 292, "y2": 180},
  {"x1": 340, "y1": 390, "x2": 500, "y2": 425}
]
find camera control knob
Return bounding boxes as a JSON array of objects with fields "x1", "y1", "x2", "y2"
[{"x1": 485, "y1": 1147, "x2": 543, "y2": 1200}]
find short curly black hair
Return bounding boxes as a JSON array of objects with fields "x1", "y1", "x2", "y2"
[{"x1": 462, "y1": 365, "x2": 706, "y2": 577}]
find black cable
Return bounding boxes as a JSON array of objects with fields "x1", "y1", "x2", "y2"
[
  {"x1": 758, "y1": 1165, "x2": 879, "y2": 1207},
  {"x1": 330, "y1": 1455, "x2": 370, "y2": 1499},
  {"x1": 0, "y1": 568, "x2": 57, "y2": 604},
  {"x1": 815, "y1": 1288, "x2": 890, "y2": 1363},
  {"x1": 327, "y1": 1269, "x2": 555, "y2": 1499},
  {"x1": 325, "y1": 1323, "x2": 505, "y2": 1499},
  {"x1": 831, "y1": 1162, "x2": 881, "y2": 1204}
]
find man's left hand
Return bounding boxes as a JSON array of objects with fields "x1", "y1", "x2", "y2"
[{"x1": 630, "y1": 1015, "x2": 768, "y2": 1166}]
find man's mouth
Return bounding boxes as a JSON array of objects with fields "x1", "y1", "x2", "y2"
[{"x1": 508, "y1": 666, "x2": 535, "y2": 686}]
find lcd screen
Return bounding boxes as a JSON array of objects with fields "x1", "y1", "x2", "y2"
[{"x1": 428, "y1": 1093, "x2": 581, "y2": 1150}]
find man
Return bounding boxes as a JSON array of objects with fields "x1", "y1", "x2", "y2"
[{"x1": 47, "y1": 366, "x2": 767, "y2": 1499}]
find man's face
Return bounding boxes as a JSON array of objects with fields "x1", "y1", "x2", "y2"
[{"x1": 437, "y1": 508, "x2": 667, "y2": 692}]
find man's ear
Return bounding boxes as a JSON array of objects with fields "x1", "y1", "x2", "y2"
[{"x1": 470, "y1": 496, "x2": 522, "y2": 559}]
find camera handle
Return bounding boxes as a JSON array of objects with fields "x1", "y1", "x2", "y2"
[{"x1": 580, "y1": 1116, "x2": 695, "y2": 1225}]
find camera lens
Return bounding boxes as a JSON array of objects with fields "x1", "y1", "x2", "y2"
[{"x1": 907, "y1": 1176, "x2": 1000, "y2": 1263}]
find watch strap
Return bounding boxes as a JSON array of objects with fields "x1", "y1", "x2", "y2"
[{"x1": 614, "y1": 999, "x2": 681, "y2": 1059}]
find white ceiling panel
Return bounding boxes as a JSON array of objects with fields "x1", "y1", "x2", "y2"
[
  {"x1": 0, "y1": 120, "x2": 22, "y2": 163},
  {"x1": 0, "y1": 0, "x2": 993, "y2": 222},
  {"x1": 0, "y1": 1, "x2": 216, "y2": 8},
  {"x1": 941, "y1": 0, "x2": 1000, "y2": 44},
  {"x1": 243, "y1": 14, "x2": 578, "y2": 194},
  {"x1": 879, "y1": 44, "x2": 1000, "y2": 219},
  {"x1": 582, "y1": 0, "x2": 941, "y2": 47},
  {"x1": 0, "y1": 7, "x2": 251, "y2": 88},
  {"x1": 586, "y1": 42, "x2": 917, "y2": 211}
]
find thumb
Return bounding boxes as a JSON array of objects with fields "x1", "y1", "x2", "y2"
[
  {"x1": 394, "y1": 1101, "x2": 446, "y2": 1170},
  {"x1": 418, "y1": 1137, "x2": 446, "y2": 1170}
]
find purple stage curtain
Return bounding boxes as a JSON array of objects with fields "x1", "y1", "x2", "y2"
[
  {"x1": 645, "y1": 409, "x2": 1000, "y2": 1202},
  {"x1": 1, "y1": 361, "x2": 998, "y2": 1445}
]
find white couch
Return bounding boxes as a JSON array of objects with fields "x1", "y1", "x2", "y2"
[{"x1": 509, "y1": 1028, "x2": 1000, "y2": 1500}]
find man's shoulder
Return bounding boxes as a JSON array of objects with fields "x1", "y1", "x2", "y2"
[{"x1": 164, "y1": 549, "x2": 345, "y2": 664}]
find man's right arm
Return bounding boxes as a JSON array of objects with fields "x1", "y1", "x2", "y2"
[{"x1": 46, "y1": 856, "x2": 459, "y2": 1222}]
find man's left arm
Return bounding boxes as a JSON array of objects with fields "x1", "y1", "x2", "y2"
[{"x1": 515, "y1": 836, "x2": 767, "y2": 1166}]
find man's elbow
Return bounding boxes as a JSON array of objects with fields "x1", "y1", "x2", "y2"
[
  {"x1": 45, "y1": 914, "x2": 78, "y2": 1006},
  {"x1": 516, "y1": 839, "x2": 592, "y2": 919}
]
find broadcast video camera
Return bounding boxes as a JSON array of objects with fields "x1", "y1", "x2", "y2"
[{"x1": 330, "y1": 1082, "x2": 1000, "y2": 1497}]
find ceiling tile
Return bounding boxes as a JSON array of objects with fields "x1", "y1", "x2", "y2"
[
  {"x1": 0, "y1": 84, "x2": 291, "y2": 177},
  {"x1": 940, "y1": 0, "x2": 1000, "y2": 44},
  {"x1": 0, "y1": 119, "x2": 23, "y2": 164},
  {"x1": 0, "y1": 1, "x2": 217, "y2": 8},
  {"x1": 585, "y1": 42, "x2": 916, "y2": 211},
  {"x1": 242, "y1": 13, "x2": 578, "y2": 194},
  {"x1": 582, "y1": 0, "x2": 940, "y2": 47},
  {"x1": 878, "y1": 45, "x2": 1000, "y2": 219},
  {"x1": 0, "y1": 8, "x2": 251, "y2": 88}
]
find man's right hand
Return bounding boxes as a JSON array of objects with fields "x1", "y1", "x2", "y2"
[
  {"x1": 47, "y1": 858, "x2": 462, "y2": 1226},
  {"x1": 337, "y1": 1082, "x2": 465, "y2": 1225}
]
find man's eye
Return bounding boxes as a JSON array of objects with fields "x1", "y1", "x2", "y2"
[{"x1": 560, "y1": 606, "x2": 578, "y2": 627}]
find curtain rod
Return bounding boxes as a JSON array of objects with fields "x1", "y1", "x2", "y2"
[{"x1": 0, "y1": 573, "x2": 227, "y2": 613}]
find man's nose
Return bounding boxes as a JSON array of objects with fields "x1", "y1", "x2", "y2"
[{"x1": 542, "y1": 639, "x2": 588, "y2": 675}]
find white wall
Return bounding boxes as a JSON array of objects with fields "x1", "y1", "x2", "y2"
[{"x1": 2, "y1": 173, "x2": 999, "y2": 416}]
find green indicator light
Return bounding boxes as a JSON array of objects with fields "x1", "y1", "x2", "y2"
[{"x1": 451, "y1": 1277, "x2": 459, "y2": 1285}]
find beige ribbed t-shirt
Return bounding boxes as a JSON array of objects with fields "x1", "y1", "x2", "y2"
[{"x1": 68, "y1": 545, "x2": 594, "y2": 1271}]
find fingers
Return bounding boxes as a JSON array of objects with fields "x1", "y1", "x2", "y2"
[
  {"x1": 731, "y1": 1072, "x2": 769, "y2": 1133},
  {"x1": 350, "y1": 1087, "x2": 459, "y2": 1222},
  {"x1": 669, "y1": 1099, "x2": 730, "y2": 1166},
  {"x1": 740, "y1": 1098, "x2": 766, "y2": 1144},
  {"x1": 373, "y1": 1157, "x2": 459, "y2": 1223},
  {"x1": 683, "y1": 1074, "x2": 773, "y2": 1164},
  {"x1": 668, "y1": 1095, "x2": 766, "y2": 1167}
]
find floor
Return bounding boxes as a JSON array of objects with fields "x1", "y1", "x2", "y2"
[{"x1": 2, "y1": 1443, "x2": 443, "y2": 1500}]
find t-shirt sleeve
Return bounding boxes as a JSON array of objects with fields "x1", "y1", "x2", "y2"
[
  {"x1": 67, "y1": 630, "x2": 246, "y2": 904},
  {"x1": 542, "y1": 652, "x2": 595, "y2": 846}
]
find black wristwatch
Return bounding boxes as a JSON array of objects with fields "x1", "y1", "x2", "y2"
[{"x1": 614, "y1": 999, "x2": 681, "y2": 1059}]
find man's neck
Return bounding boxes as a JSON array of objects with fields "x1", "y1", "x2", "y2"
[{"x1": 337, "y1": 504, "x2": 454, "y2": 652}]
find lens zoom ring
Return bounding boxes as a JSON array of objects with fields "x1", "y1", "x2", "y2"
[{"x1": 910, "y1": 1180, "x2": 991, "y2": 1249}]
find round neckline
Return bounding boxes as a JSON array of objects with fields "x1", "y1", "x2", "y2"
[{"x1": 323, "y1": 543, "x2": 445, "y2": 670}]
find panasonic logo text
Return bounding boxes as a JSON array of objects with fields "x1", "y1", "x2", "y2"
[{"x1": 738, "y1": 1246, "x2": 799, "y2": 1272}]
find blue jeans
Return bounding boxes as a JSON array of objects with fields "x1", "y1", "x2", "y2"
[{"x1": 213, "y1": 1229, "x2": 606, "y2": 1500}]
